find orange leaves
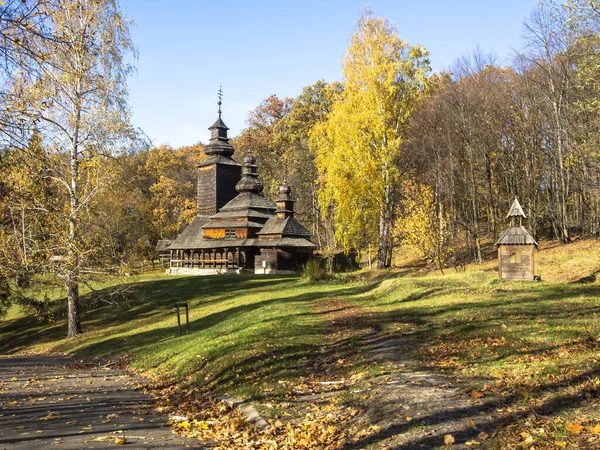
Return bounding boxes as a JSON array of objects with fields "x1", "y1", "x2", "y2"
[
  {"x1": 496, "y1": 414, "x2": 600, "y2": 449},
  {"x1": 169, "y1": 400, "x2": 357, "y2": 450},
  {"x1": 565, "y1": 421, "x2": 584, "y2": 435},
  {"x1": 468, "y1": 390, "x2": 484, "y2": 399},
  {"x1": 477, "y1": 432, "x2": 489, "y2": 441}
]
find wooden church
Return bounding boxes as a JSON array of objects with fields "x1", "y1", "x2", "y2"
[
  {"x1": 495, "y1": 198, "x2": 538, "y2": 281},
  {"x1": 166, "y1": 104, "x2": 315, "y2": 275}
]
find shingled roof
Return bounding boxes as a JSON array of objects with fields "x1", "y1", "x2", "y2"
[
  {"x1": 257, "y1": 216, "x2": 312, "y2": 237},
  {"x1": 168, "y1": 215, "x2": 211, "y2": 249},
  {"x1": 506, "y1": 198, "x2": 526, "y2": 219},
  {"x1": 210, "y1": 208, "x2": 274, "y2": 220},
  {"x1": 202, "y1": 220, "x2": 264, "y2": 229},
  {"x1": 211, "y1": 192, "x2": 276, "y2": 216},
  {"x1": 155, "y1": 239, "x2": 172, "y2": 252},
  {"x1": 495, "y1": 226, "x2": 538, "y2": 246},
  {"x1": 256, "y1": 237, "x2": 316, "y2": 248}
]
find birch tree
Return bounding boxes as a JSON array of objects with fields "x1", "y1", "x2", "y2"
[
  {"x1": 6, "y1": 0, "x2": 136, "y2": 337},
  {"x1": 311, "y1": 9, "x2": 430, "y2": 268}
]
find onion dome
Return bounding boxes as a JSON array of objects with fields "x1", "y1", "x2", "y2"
[
  {"x1": 235, "y1": 153, "x2": 263, "y2": 194},
  {"x1": 275, "y1": 178, "x2": 295, "y2": 219},
  {"x1": 277, "y1": 179, "x2": 293, "y2": 201}
]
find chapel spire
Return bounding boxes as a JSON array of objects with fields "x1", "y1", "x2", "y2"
[
  {"x1": 205, "y1": 86, "x2": 234, "y2": 157},
  {"x1": 506, "y1": 197, "x2": 526, "y2": 226},
  {"x1": 196, "y1": 87, "x2": 242, "y2": 216}
]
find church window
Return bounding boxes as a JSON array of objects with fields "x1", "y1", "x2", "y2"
[{"x1": 225, "y1": 229, "x2": 236, "y2": 239}]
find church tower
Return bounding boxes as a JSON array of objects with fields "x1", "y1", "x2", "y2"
[{"x1": 196, "y1": 90, "x2": 242, "y2": 216}]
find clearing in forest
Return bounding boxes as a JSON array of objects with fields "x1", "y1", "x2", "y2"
[{"x1": 1, "y1": 239, "x2": 600, "y2": 448}]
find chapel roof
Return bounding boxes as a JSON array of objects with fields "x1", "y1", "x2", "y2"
[
  {"x1": 257, "y1": 215, "x2": 312, "y2": 237},
  {"x1": 495, "y1": 226, "x2": 538, "y2": 246},
  {"x1": 168, "y1": 215, "x2": 211, "y2": 249},
  {"x1": 155, "y1": 239, "x2": 172, "y2": 252},
  {"x1": 506, "y1": 198, "x2": 526, "y2": 219},
  {"x1": 202, "y1": 219, "x2": 265, "y2": 229}
]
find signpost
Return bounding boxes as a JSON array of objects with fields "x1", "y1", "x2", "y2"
[{"x1": 175, "y1": 303, "x2": 190, "y2": 336}]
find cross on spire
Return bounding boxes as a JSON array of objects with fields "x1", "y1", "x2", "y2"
[{"x1": 217, "y1": 85, "x2": 223, "y2": 116}]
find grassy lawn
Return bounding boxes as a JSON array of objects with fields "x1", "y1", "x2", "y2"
[
  {"x1": 1, "y1": 239, "x2": 599, "y2": 448},
  {"x1": 1, "y1": 274, "x2": 371, "y2": 398}
]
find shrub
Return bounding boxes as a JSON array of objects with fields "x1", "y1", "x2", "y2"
[{"x1": 302, "y1": 259, "x2": 331, "y2": 282}]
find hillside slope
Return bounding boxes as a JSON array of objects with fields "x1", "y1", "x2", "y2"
[{"x1": 1, "y1": 239, "x2": 599, "y2": 448}]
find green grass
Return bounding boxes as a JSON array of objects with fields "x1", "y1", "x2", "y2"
[
  {"x1": 344, "y1": 271, "x2": 600, "y2": 385},
  {"x1": 5, "y1": 268, "x2": 599, "y2": 401},
  {"x1": 2, "y1": 244, "x2": 600, "y2": 447},
  {"x1": 1, "y1": 274, "x2": 368, "y2": 399}
]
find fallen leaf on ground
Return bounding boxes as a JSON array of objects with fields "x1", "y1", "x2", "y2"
[
  {"x1": 176, "y1": 420, "x2": 191, "y2": 431},
  {"x1": 520, "y1": 432, "x2": 534, "y2": 444},
  {"x1": 40, "y1": 412, "x2": 58, "y2": 420},
  {"x1": 566, "y1": 422, "x2": 584, "y2": 435},
  {"x1": 465, "y1": 440, "x2": 480, "y2": 446},
  {"x1": 469, "y1": 390, "x2": 484, "y2": 399},
  {"x1": 114, "y1": 436, "x2": 127, "y2": 445},
  {"x1": 589, "y1": 424, "x2": 600, "y2": 434},
  {"x1": 444, "y1": 434, "x2": 455, "y2": 445}
]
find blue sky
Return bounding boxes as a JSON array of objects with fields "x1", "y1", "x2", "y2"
[{"x1": 122, "y1": 0, "x2": 539, "y2": 148}]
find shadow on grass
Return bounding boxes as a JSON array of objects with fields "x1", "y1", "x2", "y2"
[
  {"x1": 0, "y1": 275, "x2": 298, "y2": 354},
  {"x1": 327, "y1": 282, "x2": 600, "y2": 448},
  {"x1": 2, "y1": 272, "x2": 600, "y2": 448},
  {"x1": 344, "y1": 363, "x2": 600, "y2": 449}
]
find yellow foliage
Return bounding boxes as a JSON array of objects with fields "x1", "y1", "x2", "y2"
[
  {"x1": 395, "y1": 181, "x2": 451, "y2": 271},
  {"x1": 311, "y1": 9, "x2": 430, "y2": 256}
]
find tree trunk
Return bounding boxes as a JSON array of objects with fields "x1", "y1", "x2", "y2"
[
  {"x1": 467, "y1": 147, "x2": 482, "y2": 263},
  {"x1": 66, "y1": 87, "x2": 83, "y2": 338},
  {"x1": 66, "y1": 275, "x2": 82, "y2": 337},
  {"x1": 376, "y1": 208, "x2": 389, "y2": 269},
  {"x1": 549, "y1": 77, "x2": 570, "y2": 244},
  {"x1": 376, "y1": 175, "x2": 393, "y2": 269}
]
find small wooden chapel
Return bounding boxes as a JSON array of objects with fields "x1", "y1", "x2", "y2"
[
  {"x1": 165, "y1": 101, "x2": 315, "y2": 275},
  {"x1": 495, "y1": 198, "x2": 538, "y2": 281}
]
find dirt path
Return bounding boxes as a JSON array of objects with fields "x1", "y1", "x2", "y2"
[
  {"x1": 0, "y1": 356, "x2": 204, "y2": 449},
  {"x1": 320, "y1": 298, "x2": 500, "y2": 449}
]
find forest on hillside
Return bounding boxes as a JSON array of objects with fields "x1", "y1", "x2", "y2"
[{"x1": 1, "y1": 0, "x2": 600, "y2": 328}]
